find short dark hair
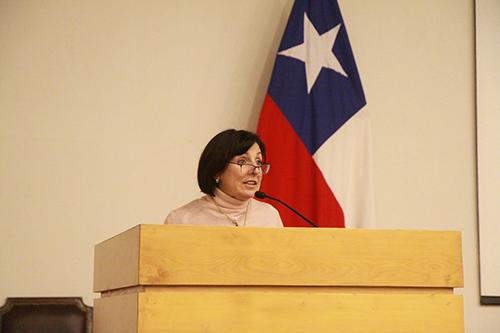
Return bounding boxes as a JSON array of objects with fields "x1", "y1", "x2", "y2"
[{"x1": 197, "y1": 129, "x2": 266, "y2": 196}]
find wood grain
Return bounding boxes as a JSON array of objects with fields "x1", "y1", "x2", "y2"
[
  {"x1": 136, "y1": 225, "x2": 463, "y2": 288},
  {"x1": 137, "y1": 291, "x2": 463, "y2": 333},
  {"x1": 93, "y1": 225, "x2": 464, "y2": 333}
]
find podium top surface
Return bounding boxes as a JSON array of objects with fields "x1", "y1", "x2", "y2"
[{"x1": 93, "y1": 225, "x2": 463, "y2": 292}]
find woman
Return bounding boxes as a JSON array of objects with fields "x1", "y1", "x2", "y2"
[{"x1": 165, "y1": 129, "x2": 283, "y2": 227}]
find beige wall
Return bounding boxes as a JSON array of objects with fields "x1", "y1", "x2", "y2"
[{"x1": 0, "y1": 0, "x2": 496, "y2": 331}]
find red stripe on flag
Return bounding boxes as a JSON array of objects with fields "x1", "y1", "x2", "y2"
[{"x1": 257, "y1": 95, "x2": 345, "y2": 228}]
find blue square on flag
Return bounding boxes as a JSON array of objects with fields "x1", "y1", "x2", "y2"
[{"x1": 268, "y1": 0, "x2": 366, "y2": 155}]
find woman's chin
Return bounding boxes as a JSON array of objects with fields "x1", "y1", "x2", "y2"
[{"x1": 240, "y1": 189, "x2": 259, "y2": 200}]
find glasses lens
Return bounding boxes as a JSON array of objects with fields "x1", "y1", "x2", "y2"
[
  {"x1": 240, "y1": 164, "x2": 249, "y2": 174},
  {"x1": 233, "y1": 162, "x2": 270, "y2": 175},
  {"x1": 261, "y1": 163, "x2": 270, "y2": 175}
]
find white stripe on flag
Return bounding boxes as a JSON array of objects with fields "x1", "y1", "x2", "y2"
[{"x1": 313, "y1": 107, "x2": 375, "y2": 228}]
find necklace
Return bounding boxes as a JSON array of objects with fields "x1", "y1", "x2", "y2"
[{"x1": 211, "y1": 197, "x2": 250, "y2": 227}]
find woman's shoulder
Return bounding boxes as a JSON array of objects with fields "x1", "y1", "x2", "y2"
[
  {"x1": 249, "y1": 199, "x2": 283, "y2": 227},
  {"x1": 164, "y1": 196, "x2": 211, "y2": 224},
  {"x1": 251, "y1": 198, "x2": 278, "y2": 212}
]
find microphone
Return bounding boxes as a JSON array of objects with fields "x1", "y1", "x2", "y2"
[{"x1": 255, "y1": 191, "x2": 318, "y2": 228}]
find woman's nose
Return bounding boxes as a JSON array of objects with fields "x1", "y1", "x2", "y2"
[{"x1": 248, "y1": 165, "x2": 262, "y2": 175}]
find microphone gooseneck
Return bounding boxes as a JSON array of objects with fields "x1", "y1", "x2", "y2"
[
  {"x1": 254, "y1": 191, "x2": 266, "y2": 199},
  {"x1": 254, "y1": 191, "x2": 318, "y2": 228}
]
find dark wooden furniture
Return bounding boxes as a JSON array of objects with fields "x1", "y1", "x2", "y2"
[{"x1": 0, "y1": 297, "x2": 92, "y2": 333}]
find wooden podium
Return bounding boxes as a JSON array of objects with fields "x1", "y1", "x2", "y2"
[{"x1": 93, "y1": 225, "x2": 464, "y2": 333}]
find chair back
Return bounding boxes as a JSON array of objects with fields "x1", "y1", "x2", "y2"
[{"x1": 0, "y1": 297, "x2": 92, "y2": 333}]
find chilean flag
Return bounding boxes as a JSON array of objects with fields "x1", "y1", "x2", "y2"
[{"x1": 257, "y1": 0, "x2": 374, "y2": 228}]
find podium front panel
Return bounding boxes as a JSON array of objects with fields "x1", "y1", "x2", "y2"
[{"x1": 95, "y1": 225, "x2": 463, "y2": 292}]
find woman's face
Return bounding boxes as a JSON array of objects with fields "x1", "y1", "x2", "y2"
[{"x1": 217, "y1": 143, "x2": 263, "y2": 201}]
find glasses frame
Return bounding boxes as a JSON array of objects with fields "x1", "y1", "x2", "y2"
[{"x1": 228, "y1": 161, "x2": 271, "y2": 175}]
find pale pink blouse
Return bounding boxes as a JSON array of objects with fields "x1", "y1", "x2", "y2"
[{"x1": 165, "y1": 188, "x2": 283, "y2": 227}]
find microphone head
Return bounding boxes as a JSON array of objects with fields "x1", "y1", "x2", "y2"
[{"x1": 254, "y1": 191, "x2": 266, "y2": 199}]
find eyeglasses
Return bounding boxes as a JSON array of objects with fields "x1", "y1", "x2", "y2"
[{"x1": 228, "y1": 160, "x2": 271, "y2": 175}]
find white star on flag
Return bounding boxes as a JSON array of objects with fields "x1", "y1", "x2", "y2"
[{"x1": 279, "y1": 13, "x2": 348, "y2": 93}]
